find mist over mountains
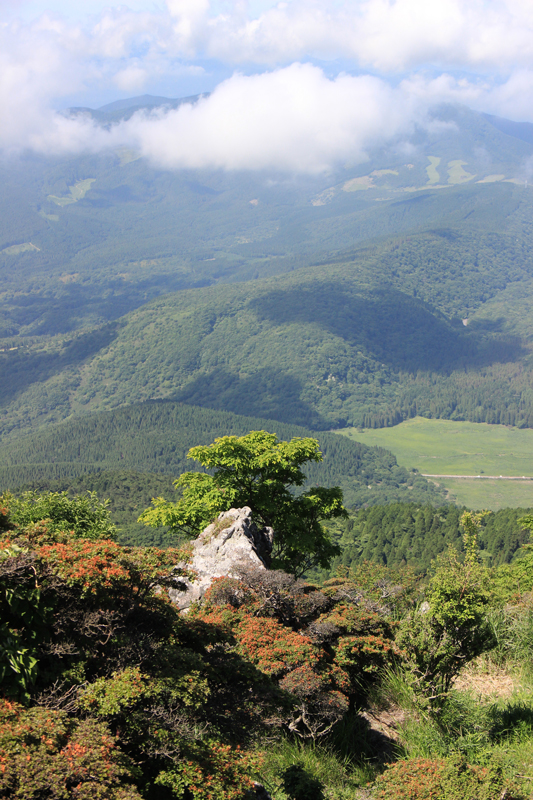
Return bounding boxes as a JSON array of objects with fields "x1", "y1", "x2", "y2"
[{"x1": 3, "y1": 97, "x2": 533, "y2": 503}]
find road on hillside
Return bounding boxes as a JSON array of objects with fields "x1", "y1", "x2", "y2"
[{"x1": 422, "y1": 474, "x2": 533, "y2": 480}]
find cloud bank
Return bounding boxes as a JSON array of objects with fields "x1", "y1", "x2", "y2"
[{"x1": 3, "y1": 1, "x2": 533, "y2": 172}]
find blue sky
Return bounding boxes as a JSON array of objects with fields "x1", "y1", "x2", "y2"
[{"x1": 3, "y1": 1, "x2": 533, "y2": 172}]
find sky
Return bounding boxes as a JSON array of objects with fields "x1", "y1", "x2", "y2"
[{"x1": 3, "y1": 0, "x2": 533, "y2": 173}]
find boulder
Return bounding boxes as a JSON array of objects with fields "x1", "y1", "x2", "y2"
[{"x1": 169, "y1": 507, "x2": 273, "y2": 611}]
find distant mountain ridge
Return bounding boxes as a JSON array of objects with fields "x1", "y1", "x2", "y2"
[
  {"x1": 483, "y1": 113, "x2": 533, "y2": 146},
  {"x1": 65, "y1": 93, "x2": 204, "y2": 124},
  {"x1": 2, "y1": 101, "x2": 533, "y2": 452}
]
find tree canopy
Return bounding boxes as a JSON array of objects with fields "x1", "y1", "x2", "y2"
[{"x1": 139, "y1": 430, "x2": 347, "y2": 575}]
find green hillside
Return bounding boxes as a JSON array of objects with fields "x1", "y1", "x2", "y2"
[
  {"x1": 0, "y1": 401, "x2": 444, "y2": 506},
  {"x1": 1, "y1": 102, "x2": 532, "y2": 340},
  {"x1": 0, "y1": 401, "x2": 445, "y2": 543},
  {"x1": 2, "y1": 230, "x2": 533, "y2": 438},
  {"x1": 3, "y1": 102, "x2": 533, "y2": 446},
  {"x1": 332, "y1": 502, "x2": 533, "y2": 573}
]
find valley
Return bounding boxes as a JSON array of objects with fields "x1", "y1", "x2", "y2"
[
  {"x1": 4, "y1": 99, "x2": 533, "y2": 516},
  {"x1": 338, "y1": 417, "x2": 533, "y2": 509},
  {"x1": 4, "y1": 89, "x2": 533, "y2": 800}
]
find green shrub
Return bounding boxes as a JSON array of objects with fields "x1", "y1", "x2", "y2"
[
  {"x1": 0, "y1": 700, "x2": 141, "y2": 799},
  {"x1": 396, "y1": 513, "x2": 494, "y2": 708},
  {"x1": 373, "y1": 754, "x2": 524, "y2": 800},
  {"x1": 281, "y1": 764, "x2": 325, "y2": 800},
  {"x1": 6, "y1": 490, "x2": 117, "y2": 541}
]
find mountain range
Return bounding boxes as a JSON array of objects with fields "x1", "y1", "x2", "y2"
[{"x1": 2, "y1": 97, "x2": 533, "y2": 521}]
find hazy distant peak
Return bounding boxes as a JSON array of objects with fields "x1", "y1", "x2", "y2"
[
  {"x1": 97, "y1": 95, "x2": 179, "y2": 112},
  {"x1": 482, "y1": 113, "x2": 533, "y2": 146},
  {"x1": 64, "y1": 94, "x2": 205, "y2": 125}
]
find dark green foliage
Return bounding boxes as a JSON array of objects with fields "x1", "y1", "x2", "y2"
[
  {"x1": 281, "y1": 765, "x2": 325, "y2": 800},
  {"x1": 0, "y1": 402, "x2": 446, "y2": 544},
  {"x1": 332, "y1": 503, "x2": 533, "y2": 574},
  {"x1": 0, "y1": 548, "x2": 44, "y2": 703}
]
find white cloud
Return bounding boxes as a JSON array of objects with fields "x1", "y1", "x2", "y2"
[
  {"x1": 4, "y1": 58, "x2": 533, "y2": 171},
  {"x1": 160, "y1": 0, "x2": 533, "y2": 72},
  {"x1": 5, "y1": 2, "x2": 533, "y2": 169},
  {"x1": 122, "y1": 63, "x2": 416, "y2": 172},
  {"x1": 113, "y1": 65, "x2": 148, "y2": 92}
]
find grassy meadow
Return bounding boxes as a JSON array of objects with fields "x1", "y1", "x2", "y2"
[{"x1": 337, "y1": 417, "x2": 533, "y2": 510}]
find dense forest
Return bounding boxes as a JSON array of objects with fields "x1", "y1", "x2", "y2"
[
  {"x1": 330, "y1": 503, "x2": 533, "y2": 574},
  {"x1": 4, "y1": 105, "x2": 533, "y2": 446},
  {"x1": 0, "y1": 402, "x2": 445, "y2": 545},
  {"x1": 2, "y1": 242, "x2": 533, "y2": 438}
]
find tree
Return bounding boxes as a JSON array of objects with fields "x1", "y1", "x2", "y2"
[
  {"x1": 5, "y1": 490, "x2": 117, "y2": 541},
  {"x1": 396, "y1": 511, "x2": 493, "y2": 708},
  {"x1": 139, "y1": 431, "x2": 347, "y2": 575}
]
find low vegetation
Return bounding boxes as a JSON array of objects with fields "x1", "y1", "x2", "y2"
[
  {"x1": 3, "y1": 432, "x2": 533, "y2": 798},
  {"x1": 339, "y1": 417, "x2": 533, "y2": 509}
]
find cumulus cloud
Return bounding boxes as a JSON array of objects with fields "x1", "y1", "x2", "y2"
[
  {"x1": 166, "y1": 0, "x2": 533, "y2": 72},
  {"x1": 123, "y1": 64, "x2": 416, "y2": 173},
  {"x1": 4, "y1": 59, "x2": 533, "y2": 172},
  {"x1": 6, "y1": 2, "x2": 533, "y2": 170}
]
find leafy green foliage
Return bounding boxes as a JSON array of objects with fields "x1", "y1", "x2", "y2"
[
  {"x1": 396, "y1": 513, "x2": 493, "y2": 707},
  {"x1": 374, "y1": 755, "x2": 524, "y2": 800},
  {"x1": 140, "y1": 431, "x2": 347, "y2": 574},
  {"x1": 6, "y1": 490, "x2": 117, "y2": 540},
  {"x1": 0, "y1": 545, "x2": 44, "y2": 703}
]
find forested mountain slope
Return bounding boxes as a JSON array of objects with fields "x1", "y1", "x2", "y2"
[
  {"x1": 3, "y1": 102, "x2": 533, "y2": 442},
  {"x1": 0, "y1": 401, "x2": 444, "y2": 522},
  {"x1": 2, "y1": 231, "x2": 532, "y2": 437},
  {"x1": 1, "y1": 102, "x2": 532, "y2": 340},
  {"x1": 331, "y1": 503, "x2": 533, "y2": 574}
]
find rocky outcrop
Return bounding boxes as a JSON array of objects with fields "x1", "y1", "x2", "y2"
[{"x1": 169, "y1": 507, "x2": 273, "y2": 611}]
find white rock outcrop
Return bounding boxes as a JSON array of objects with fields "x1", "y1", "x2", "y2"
[{"x1": 169, "y1": 506, "x2": 273, "y2": 611}]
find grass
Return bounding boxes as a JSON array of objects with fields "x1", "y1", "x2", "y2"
[
  {"x1": 447, "y1": 160, "x2": 476, "y2": 184},
  {"x1": 258, "y1": 734, "x2": 373, "y2": 799},
  {"x1": 1, "y1": 242, "x2": 40, "y2": 255},
  {"x1": 48, "y1": 178, "x2": 95, "y2": 206},
  {"x1": 425, "y1": 156, "x2": 441, "y2": 184},
  {"x1": 435, "y1": 477, "x2": 533, "y2": 510},
  {"x1": 336, "y1": 417, "x2": 533, "y2": 510}
]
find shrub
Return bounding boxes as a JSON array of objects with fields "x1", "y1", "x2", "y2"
[
  {"x1": 281, "y1": 764, "x2": 326, "y2": 800},
  {"x1": 396, "y1": 512, "x2": 494, "y2": 707},
  {"x1": 6, "y1": 490, "x2": 117, "y2": 541},
  {"x1": 373, "y1": 755, "x2": 524, "y2": 800},
  {"x1": 154, "y1": 743, "x2": 262, "y2": 800},
  {"x1": 0, "y1": 700, "x2": 141, "y2": 799}
]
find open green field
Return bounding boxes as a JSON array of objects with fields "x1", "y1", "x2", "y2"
[
  {"x1": 430, "y1": 477, "x2": 533, "y2": 509},
  {"x1": 337, "y1": 417, "x2": 533, "y2": 510}
]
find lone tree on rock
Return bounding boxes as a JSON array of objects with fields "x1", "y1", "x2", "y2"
[{"x1": 139, "y1": 430, "x2": 346, "y2": 575}]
